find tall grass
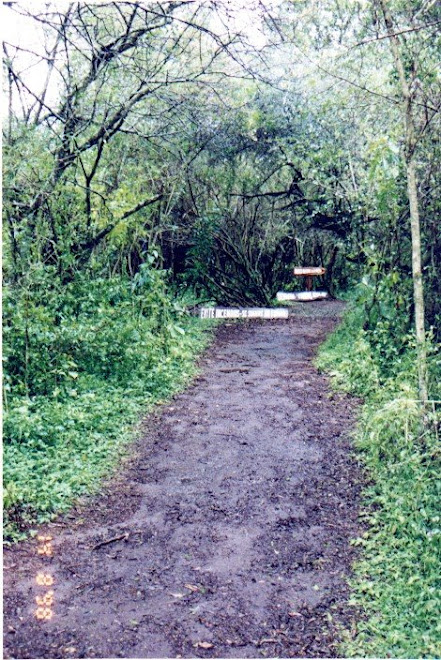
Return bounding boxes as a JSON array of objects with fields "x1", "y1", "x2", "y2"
[{"x1": 317, "y1": 306, "x2": 441, "y2": 658}]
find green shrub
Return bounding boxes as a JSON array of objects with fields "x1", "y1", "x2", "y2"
[
  {"x1": 3, "y1": 263, "x2": 214, "y2": 541},
  {"x1": 317, "y1": 303, "x2": 441, "y2": 658}
]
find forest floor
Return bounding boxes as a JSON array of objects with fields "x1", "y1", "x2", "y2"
[{"x1": 4, "y1": 300, "x2": 363, "y2": 659}]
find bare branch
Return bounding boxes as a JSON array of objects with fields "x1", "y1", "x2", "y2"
[{"x1": 352, "y1": 20, "x2": 441, "y2": 48}]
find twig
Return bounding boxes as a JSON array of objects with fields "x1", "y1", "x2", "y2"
[
  {"x1": 352, "y1": 20, "x2": 441, "y2": 48},
  {"x1": 91, "y1": 532, "x2": 129, "y2": 551},
  {"x1": 218, "y1": 367, "x2": 250, "y2": 373},
  {"x1": 64, "y1": 565, "x2": 82, "y2": 576}
]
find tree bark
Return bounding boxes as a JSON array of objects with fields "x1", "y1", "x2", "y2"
[
  {"x1": 407, "y1": 158, "x2": 428, "y2": 405},
  {"x1": 378, "y1": 0, "x2": 429, "y2": 408}
]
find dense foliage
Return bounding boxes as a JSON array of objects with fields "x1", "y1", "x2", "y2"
[
  {"x1": 3, "y1": 260, "x2": 214, "y2": 540},
  {"x1": 317, "y1": 298, "x2": 440, "y2": 658}
]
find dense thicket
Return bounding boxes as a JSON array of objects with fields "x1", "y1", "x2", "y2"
[{"x1": 4, "y1": 1, "x2": 440, "y2": 323}]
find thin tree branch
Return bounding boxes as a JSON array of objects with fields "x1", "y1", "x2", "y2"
[{"x1": 352, "y1": 20, "x2": 441, "y2": 48}]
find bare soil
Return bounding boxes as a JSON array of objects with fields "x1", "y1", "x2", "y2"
[{"x1": 4, "y1": 300, "x2": 362, "y2": 659}]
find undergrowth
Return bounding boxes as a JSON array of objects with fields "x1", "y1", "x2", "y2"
[
  {"x1": 3, "y1": 262, "x2": 215, "y2": 542},
  {"x1": 317, "y1": 303, "x2": 441, "y2": 658}
]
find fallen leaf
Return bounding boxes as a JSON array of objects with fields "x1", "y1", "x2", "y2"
[{"x1": 194, "y1": 641, "x2": 214, "y2": 649}]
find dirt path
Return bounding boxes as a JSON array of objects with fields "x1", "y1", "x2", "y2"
[{"x1": 4, "y1": 301, "x2": 362, "y2": 659}]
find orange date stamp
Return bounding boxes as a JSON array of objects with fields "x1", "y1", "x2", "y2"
[{"x1": 34, "y1": 535, "x2": 55, "y2": 621}]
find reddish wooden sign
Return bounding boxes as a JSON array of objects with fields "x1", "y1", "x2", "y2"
[{"x1": 293, "y1": 267, "x2": 326, "y2": 276}]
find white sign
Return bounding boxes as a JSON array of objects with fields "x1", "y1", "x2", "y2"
[
  {"x1": 277, "y1": 291, "x2": 329, "y2": 301},
  {"x1": 200, "y1": 307, "x2": 289, "y2": 319}
]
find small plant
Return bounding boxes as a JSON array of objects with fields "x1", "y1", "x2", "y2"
[{"x1": 317, "y1": 301, "x2": 441, "y2": 658}]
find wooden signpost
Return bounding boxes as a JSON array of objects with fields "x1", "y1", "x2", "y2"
[
  {"x1": 200, "y1": 307, "x2": 289, "y2": 320},
  {"x1": 293, "y1": 266, "x2": 326, "y2": 291},
  {"x1": 276, "y1": 266, "x2": 328, "y2": 302}
]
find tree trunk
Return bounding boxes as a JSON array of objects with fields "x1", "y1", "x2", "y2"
[
  {"x1": 378, "y1": 0, "x2": 429, "y2": 408},
  {"x1": 407, "y1": 157, "x2": 428, "y2": 405}
]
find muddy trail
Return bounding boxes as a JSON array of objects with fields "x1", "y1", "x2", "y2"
[{"x1": 4, "y1": 301, "x2": 362, "y2": 659}]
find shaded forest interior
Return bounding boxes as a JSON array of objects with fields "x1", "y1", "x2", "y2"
[{"x1": 4, "y1": 1, "x2": 440, "y2": 314}]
